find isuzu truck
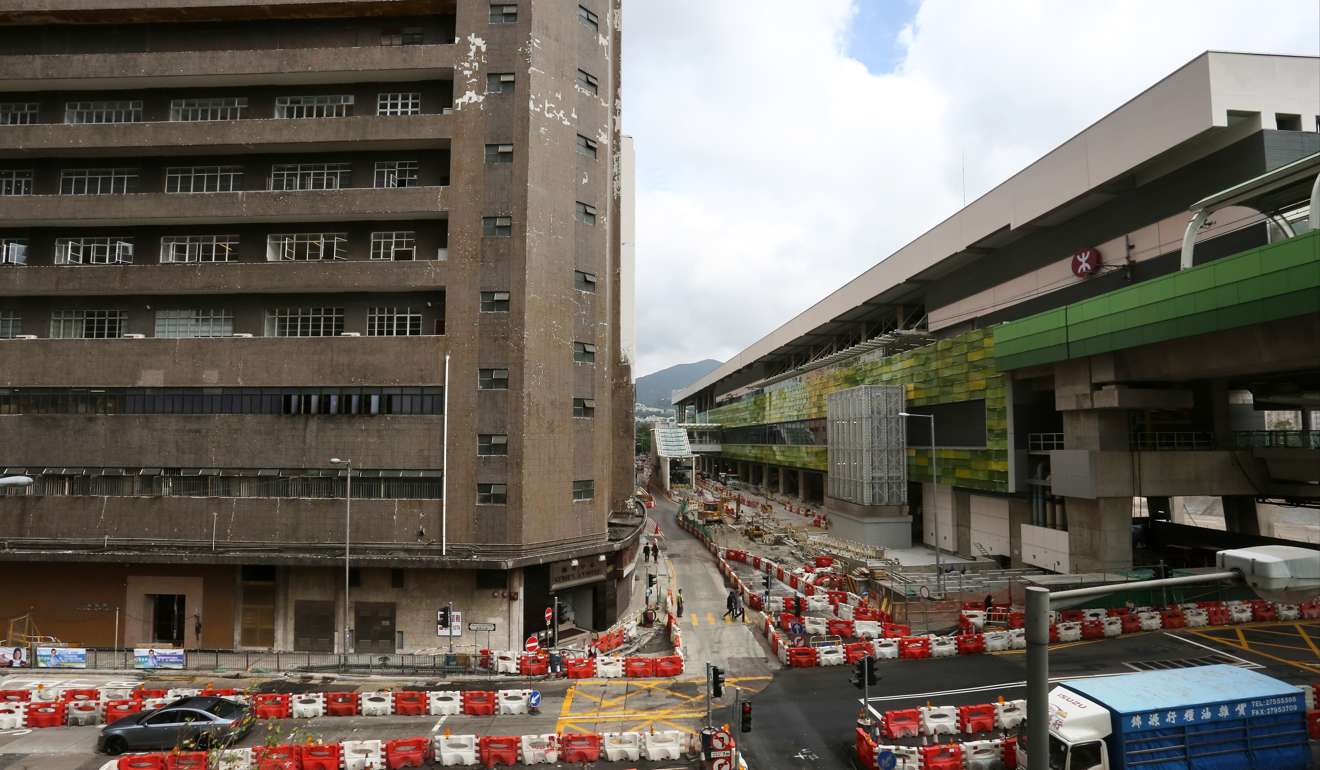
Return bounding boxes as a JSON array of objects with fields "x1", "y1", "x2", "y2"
[{"x1": 1021, "y1": 664, "x2": 1311, "y2": 770}]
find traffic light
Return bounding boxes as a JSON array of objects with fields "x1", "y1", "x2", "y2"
[
  {"x1": 794, "y1": 596, "x2": 804, "y2": 616},
  {"x1": 762, "y1": 574, "x2": 771, "y2": 591},
  {"x1": 710, "y1": 665, "x2": 725, "y2": 698},
  {"x1": 437, "y1": 607, "x2": 450, "y2": 629},
  {"x1": 740, "y1": 701, "x2": 753, "y2": 733},
  {"x1": 647, "y1": 573, "x2": 657, "y2": 588},
  {"x1": 851, "y1": 656, "x2": 879, "y2": 689}
]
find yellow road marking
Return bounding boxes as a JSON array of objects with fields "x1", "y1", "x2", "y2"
[
  {"x1": 690, "y1": 614, "x2": 699, "y2": 627},
  {"x1": 1187, "y1": 630, "x2": 1320, "y2": 676},
  {"x1": 1235, "y1": 626, "x2": 1316, "y2": 641},
  {"x1": 1222, "y1": 637, "x2": 1316, "y2": 654},
  {"x1": 1235, "y1": 626, "x2": 1248, "y2": 647},
  {"x1": 707, "y1": 612, "x2": 718, "y2": 626},
  {"x1": 1296, "y1": 623, "x2": 1320, "y2": 661}
]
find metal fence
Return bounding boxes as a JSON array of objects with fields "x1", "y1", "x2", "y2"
[
  {"x1": 1026, "y1": 433, "x2": 1064, "y2": 451},
  {"x1": 68, "y1": 648, "x2": 481, "y2": 674},
  {"x1": 1232, "y1": 430, "x2": 1320, "y2": 449},
  {"x1": 1130, "y1": 431, "x2": 1216, "y2": 450}
]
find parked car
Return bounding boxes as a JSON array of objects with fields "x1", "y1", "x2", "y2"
[{"x1": 98, "y1": 696, "x2": 253, "y2": 755}]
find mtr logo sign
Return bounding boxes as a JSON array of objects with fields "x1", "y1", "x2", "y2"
[{"x1": 1071, "y1": 248, "x2": 1102, "y2": 277}]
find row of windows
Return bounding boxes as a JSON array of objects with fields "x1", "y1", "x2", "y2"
[
  {"x1": 0, "y1": 92, "x2": 438, "y2": 126},
  {"x1": 0, "y1": 307, "x2": 438, "y2": 339},
  {"x1": 0, "y1": 469, "x2": 442, "y2": 500},
  {"x1": 0, "y1": 160, "x2": 430, "y2": 197},
  {"x1": 0, "y1": 387, "x2": 444, "y2": 416},
  {"x1": 1, "y1": 231, "x2": 434, "y2": 264},
  {"x1": 476, "y1": 479, "x2": 594, "y2": 505},
  {"x1": 722, "y1": 419, "x2": 827, "y2": 446}
]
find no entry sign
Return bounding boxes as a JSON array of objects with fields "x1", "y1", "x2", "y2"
[{"x1": 525, "y1": 635, "x2": 539, "y2": 652}]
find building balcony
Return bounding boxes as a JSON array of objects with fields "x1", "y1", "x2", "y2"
[
  {"x1": 0, "y1": 335, "x2": 448, "y2": 388},
  {"x1": 0, "y1": 259, "x2": 448, "y2": 298},
  {"x1": 0, "y1": 114, "x2": 455, "y2": 159},
  {"x1": 0, "y1": 44, "x2": 455, "y2": 91},
  {"x1": 0, "y1": 186, "x2": 447, "y2": 227}
]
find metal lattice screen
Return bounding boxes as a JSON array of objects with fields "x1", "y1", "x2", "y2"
[{"x1": 827, "y1": 385, "x2": 907, "y2": 506}]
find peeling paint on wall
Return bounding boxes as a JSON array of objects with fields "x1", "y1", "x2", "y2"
[{"x1": 454, "y1": 33, "x2": 488, "y2": 111}]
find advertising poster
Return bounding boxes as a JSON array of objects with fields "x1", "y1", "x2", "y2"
[
  {"x1": 133, "y1": 648, "x2": 185, "y2": 670},
  {"x1": 0, "y1": 646, "x2": 28, "y2": 668},
  {"x1": 35, "y1": 647, "x2": 87, "y2": 669}
]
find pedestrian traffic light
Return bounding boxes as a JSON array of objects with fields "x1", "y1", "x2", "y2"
[
  {"x1": 710, "y1": 665, "x2": 725, "y2": 698},
  {"x1": 437, "y1": 607, "x2": 450, "y2": 629},
  {"x1": 866, "y1": 656, "x2": 879, "y2": 686},
  {"x1": 740, "y1": 701, "x2": 753, "y2": 733},
  {"x1": 647, "y1": 573, "x2": 657, "y2": 588},
  {"x1": 794, "y1": 596, "x2": 804, "y2": 616},
  {"x1": 762, "y1": 574, "x2": 771, "y2": 591},
  {"x1": 850, "y1": 658, "x2": 865, "y2": 689}
]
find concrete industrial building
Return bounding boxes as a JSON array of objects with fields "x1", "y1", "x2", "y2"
[
  {"x1": 676, "y1": 52, "x2": 1320, "y2": 575},
  {"x1": 0, "y1": 0, "x2": 639, "y2": 654}
]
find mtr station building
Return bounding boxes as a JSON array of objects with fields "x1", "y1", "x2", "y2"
[
  {"x1": 0, "y1": 0, "x2": 639, "y2": 655},
  {"x1": 676, "y1": 52, "x2": 1320, "y2": 575}
]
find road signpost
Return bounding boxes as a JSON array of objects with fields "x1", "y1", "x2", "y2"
[
  {"x1": 525, "y1": 635, "x2": 539, "y2": 653},
  {"x1": 468, "y1": 621, "x2": 495, "y2": 652}
]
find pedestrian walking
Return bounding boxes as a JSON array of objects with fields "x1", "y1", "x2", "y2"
[
  {"x1": 984, "y1": 593, "x2": 993, "y2": 612},
  {"x1": 676, "y1": 589, "x2": 685, "y2": 618},
  {"x1": 642, "y1": 543, "x2": 651, "y2": 562},
  {"x1": 723, "y1": 588, "x2": 738, "y2": 619}
]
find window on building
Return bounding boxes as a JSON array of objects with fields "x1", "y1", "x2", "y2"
[
  {"x1": 380, "y1": 27, "x2": 425, "y2": 46},
  {"x1": 578, "y1": 5, "x2": 599, "y2": 31},
  {"x1": 572, "y1": 479, "x2": 594, "y2": 501},
  {"x1": 479, "y1": 291, "x2": 510, "y2": 312},
  {"x1": 59, "y1": 167, "x2": 138, "y2": 195},
  {"x1": 575, "y1": 134, "x2": 598, "y2": 159},
  {"x1": 165, "y1": 165, "x2": 243, "y2": 194},
  {"x1": 154, "y1": 309, "x2": 234, "y2": 338},
  {"x1": 574, "y1": 270, "x2": 597, "y2": 292},
  {"x1": 478, "y1": 368, "x2": 509, "y2": 390},
  {"x1": 0, "y1": 311, "x2": 20, "y2": 338},
  {"x1": 55, "y1": 236, "x2": 134, "y2": 265},
  {"x1": 478, "y1": 434, "x2": 508, "y2": 456},
  {"x1": 0, "y1": 238, "x2": 28, "y2": 266},
  {"x1": 484, "y1": 143, "x2": 514, "y2": 164},
  {"x1": 377, "y1": 92, "x2": 422, "y2": 116},
  {"x1": 169, "y1": 97, "x2": 247, "y2": 122},
  {"x1": 390, "y1": 568, "x2": 406, "y2": 588},
  {"x1": 489, "y1": 3, "x2": 517, "y2": 23},
  {"x1": 348, "y1": 568, "x2": 362, "y2": 588},
  {"x1": 265, "y1": 233, "x2": 347, "y2": 261},
  {"x1": 374, "y1": 160, "x2": 419, "y2": 188},
  {"x1": 487, "y1": 73, "x2": 516, "y2": 94},
  {"x1": 50, "y1": 309, "x2": 126, "y2": 339},
  {"x1": 269, "y1": 162, "x2": 351, "y2": 191},
  {"x1": 0, "y1": 102, "x2": 39, "y2": 125},
  {"x1": 366, "y1": 306, "x2": 423, "y2": 336},
  {"x1": 572, "y1": 397, "x2": 595, "y2": 418},
  {"x1": 0, "y1": 170, "x2": 33, "y2": 196},
  {"x1": 573, "y1": 341, "x2": 596, "y2": 364},
  {"x1": 369, "y1": 231, "x2": 417, "y2": 261},
  {"x1": 477, "y1": 483, "x2": 507, "y2": 504},
  {"x1": 575, "y1": 201, "x2": 597, "y2": 225},
  {"x1": 64, "y1": 100, "x2": 142, "y2": 124},
  {"x1": 1276, "y1": 113, "x2": 1303, "y2": 131},
  {"x1": 0, "y1": 386, "x2": 444, "y2": 417},
  {"x1": 482, "y1": 216, "x2": 512, "y2": 237},
  {"x1": 265, "y1": 307, "x2": 345, "y2": 337},
  {"x1": 160, "y1": 235, "x2": 239, "y2": 263},
  {"x1": 576, "y1": 69, "x2": 599, "y2": 96},
  {"x1": 274, "y1": 95, "x2": 353, "y2": 119}
]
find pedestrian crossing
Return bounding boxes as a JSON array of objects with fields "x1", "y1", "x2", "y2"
[{"x1": 689, "y1": 611, "x2": 749, "y2": 626}]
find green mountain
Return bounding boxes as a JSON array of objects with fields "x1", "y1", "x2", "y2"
[{"x1": 635, "y1": 359, "x2": 722, "y2": 409}]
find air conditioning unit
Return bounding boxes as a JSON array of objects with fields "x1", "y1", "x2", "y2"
[
  {"x1": 340, "y1": 332, "x2": 361, "y2": 337},
  {"x1": 123, "y1": 333, "x2": 145, "y2": 339},
  {"x1": 436, "y1": 247, "x2": 449, "y2": 261},
  {"x1": 231, "y1": 333, "x2": 254, "y2": 338}
]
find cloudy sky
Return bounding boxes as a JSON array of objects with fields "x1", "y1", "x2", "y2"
[{"x1": 622, "y1": 0, "x2": 1320, "y2": 377}]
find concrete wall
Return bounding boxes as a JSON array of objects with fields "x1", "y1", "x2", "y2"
[
  {"x1": 1020, "y1": 523, "x2": 1071, "y2": 573},
  {"x1": 969, "y1": 494, "x2": 1011, "y2": 557},
  {"x1": 921, "y1": 482, "x2": 956, "y2": 554}
]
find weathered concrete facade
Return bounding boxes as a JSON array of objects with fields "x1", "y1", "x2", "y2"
[{"x1": 0, "y1": 0, "x2": 637, "y2": 653}]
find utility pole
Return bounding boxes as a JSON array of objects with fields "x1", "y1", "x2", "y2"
[{"x1": 447, "y1": 600, "x2": 454, "y2": 658}]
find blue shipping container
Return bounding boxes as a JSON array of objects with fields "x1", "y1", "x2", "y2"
[{"x1": 1059, "y1": 665, "x2": 1309, "y2": 770}]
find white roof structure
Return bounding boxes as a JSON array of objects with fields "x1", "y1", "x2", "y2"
[
  {"x1": 674, "y1": 52, "x2": 1320, "y2": 404},
  {"x1": 652, "y1": 427, "x2": 693, "y2": 459}
]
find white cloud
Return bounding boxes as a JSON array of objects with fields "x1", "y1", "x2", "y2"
[{"x1": 625, "y1": 0, "x2": 1319, "y2": 377}]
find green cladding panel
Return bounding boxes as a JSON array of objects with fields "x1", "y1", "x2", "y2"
[
  {"x1": 706, "y1": 327, "x2": 1009, "y2": 492},
  {"x1": 994, "y1": 230, "x2": 1320, "y2": 370}
]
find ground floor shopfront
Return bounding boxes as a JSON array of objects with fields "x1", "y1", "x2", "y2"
[{"x1": 0, "y1": 550, "x2": 639, "y2": 655}]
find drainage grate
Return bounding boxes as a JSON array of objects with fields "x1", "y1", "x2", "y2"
[{"x1": 1124, "y1": 653, "x2": 1245, "y2": 672}]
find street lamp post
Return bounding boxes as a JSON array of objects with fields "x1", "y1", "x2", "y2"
[
  {"x1": 899, "y1": 412, "x2": 941, "y2": 594},
  {"x1": 330, "y1": 458, "x2": 352, "y2": 655}
]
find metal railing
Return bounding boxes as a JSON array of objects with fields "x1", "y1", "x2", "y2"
[
  {"x1": 1026, "y1": 433, "x2": 1064, "y2": 451},
  {"x1": 54, "y1": 648, "x2": 482, "y2": 673},
  {"x1": 1232, "y1": 430, "x2": 1320, "y2": 449},
  {"x1": 1130, "y1": 431, "x2": 1215, "y2": 450}
]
